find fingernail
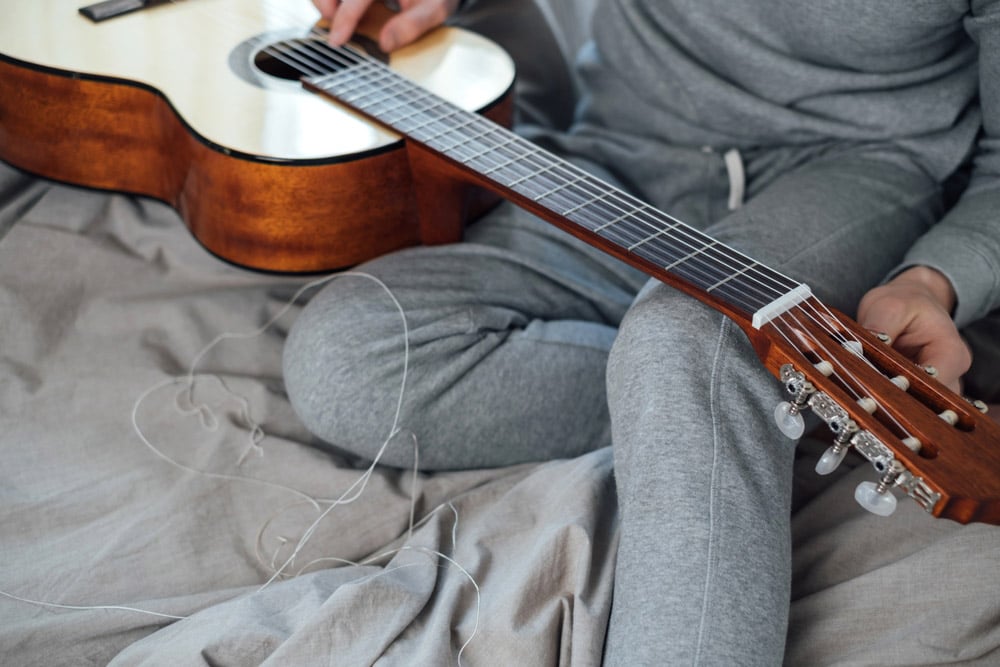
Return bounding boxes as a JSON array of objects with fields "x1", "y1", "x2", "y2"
[{"x1": 923, "y1": 365, "x2": 938, "y2": 376}]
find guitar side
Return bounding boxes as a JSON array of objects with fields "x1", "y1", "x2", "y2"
[{"x1": 0, "y1": 0, "x2": 515, "y2": 271}]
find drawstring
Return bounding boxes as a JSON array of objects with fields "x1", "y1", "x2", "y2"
[{"x1": 723, "y1": 148, "x2": 745, "y2": 211}]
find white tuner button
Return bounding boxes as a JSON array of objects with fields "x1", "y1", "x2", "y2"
[
  {"x1": 774, "y1": 402, "x2": 805, "y2": 439},
  {"x1": 815, "y1": 445, "x2": 848, "y2": 475},
  {"x1": 854, "y1": 481, "x2": 898, "y2": 516}
]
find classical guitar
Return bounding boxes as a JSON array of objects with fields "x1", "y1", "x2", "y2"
[
  {"x1": 0, "y1": 0, "x2": 515, "y2": 271},
  {"x1": 3, "y1": 1, "x2": 999, "y2": 523}
]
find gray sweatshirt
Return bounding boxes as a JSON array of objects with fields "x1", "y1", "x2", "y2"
[{"x1": 574, "y1": 0, "x2": 1000, "y2": 327}]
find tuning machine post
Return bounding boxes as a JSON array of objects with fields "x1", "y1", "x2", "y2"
[
  {"x1": 855, "y1": 459, "x2": 904, "y2": 516},
  {"x1": 774, "y1": 365, "x2": 814, "y2": 439},
  {"x1": 815, "y1": 417, "x2": 858, "y2": 475}
]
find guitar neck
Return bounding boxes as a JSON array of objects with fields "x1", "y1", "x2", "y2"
[
  {"x1": 303, "y1": 49, "x2": 806, "y2": 329},
  {"x1": 300, "y1": 40, "x2": 1000, "y2": 525}
]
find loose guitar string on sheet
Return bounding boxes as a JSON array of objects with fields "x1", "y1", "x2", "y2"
[{"x1": 2, "y1": 269, "x2": 483, "y2": 666}]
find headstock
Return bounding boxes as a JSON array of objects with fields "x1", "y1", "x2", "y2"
[{"x1": 751, "y1": 296, "x2": 1000, "y2": 524}]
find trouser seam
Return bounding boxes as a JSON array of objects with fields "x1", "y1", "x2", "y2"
[{"x1": 692, "y1": 313, "x2": 733, "y2": 665}]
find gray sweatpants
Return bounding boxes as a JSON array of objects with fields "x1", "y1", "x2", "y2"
[{"x1": 283, "y1": 144, "x2": 947, "y2": 664}]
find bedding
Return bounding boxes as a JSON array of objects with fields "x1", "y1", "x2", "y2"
[{"x1": 2, "y1": 1, "x2": 999, "y2": 665}]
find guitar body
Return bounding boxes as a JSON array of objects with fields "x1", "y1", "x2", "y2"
[{"x1": 0, "y1": 0, "x2": 515, "y2": 271}]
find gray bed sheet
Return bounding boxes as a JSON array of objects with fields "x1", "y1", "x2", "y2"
[
  {"x1": 3, "y1": 146, "x2": 999, "y2": 667},
  {"x1": 3, "y1": 1, "x2": 1000, "y2": 663}
]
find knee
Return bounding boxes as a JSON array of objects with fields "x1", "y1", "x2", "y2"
[
  {"x1": 283, "y1": 275, "x2": 408, "y2": 462},
  {"x1": 609, "y1": 282, "x2": 723, "y2": 379}
]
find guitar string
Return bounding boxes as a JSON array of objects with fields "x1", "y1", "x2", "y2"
[
  {"x1": 253, "y1": 5, "x2": 893, "y2": 373},
  {"x1": 285, "y1": 35, "x2": 898, "y2": 387},
  {"x1": 231, "y1": 6, "x2": 909, "y2": 436},
  {"x1": 263, "y1": 36, "x2": 790, "y2": 316},
  {"x1": 196, "y1": 5, "x2": 909, "y2": 441},
  {"x1": 297, "y1": 46, "x2": 787, "y2": 312},
  {"x1": 230, "y1": 14, "x2": 792, "y2": 306},
  {"x1": 316, "y1": 41, "x2": 898, "y2": 366},
  {"x1": 262, "y1": 34, "x2": 911, "y2": 421},
  {"x1": 254, "y1": 25, "x2": 827, "y2": 323},
  {"x1": 297, "y1": 42, "x2": 794, "y2": 305},
  {"x1": 774, "y1": 307, "x2": 915, "y2": 440}
]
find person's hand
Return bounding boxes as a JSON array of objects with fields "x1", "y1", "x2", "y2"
[
  {"x1": 312, "y1": 0, "x2": 460, "y2": 52},
  {"x1": 857, "y1": 266, "x2": 970, "y2": 393}
]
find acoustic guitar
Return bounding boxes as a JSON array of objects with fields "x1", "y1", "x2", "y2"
[
  {"x1": 2, "y1": 0, "x2": 999, "y2": 523},
  {"x1": 0, "y1": 0, "x2": 515, "y2": 271}
]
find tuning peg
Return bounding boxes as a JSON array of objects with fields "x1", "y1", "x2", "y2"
[
  {"x1": 775, "y1": 365, "x2": 814, "y2": 439},
  {"x1": 816, "y1": 445, "x2": 848, "y2": 475},
  {"x1": 774, "y1": 401, "x2": 806, "y2": 439},
  {"x1": 815, "y1": 418, "x2": 858, "y2": 475},
  {"x1": 855, "y1": 481, "x2": 898, "y2": 516},
  {"x1": 854, "y1": 460, "x2": 904, "y2": 517}
]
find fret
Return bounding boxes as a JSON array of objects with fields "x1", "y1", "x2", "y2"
[
  {"x1": 562, "y1": 188, "x2": 613, "y2": 217},
  {"x1": 594, "y1": 205, "x2": 648, "y2": 233},
  {"x1": 440, "y1": 126, "x2": 499, "y2": 160},
  {"x1": 507, "y1": 161, "x2": 558, "y2": 188},
  {"x1": 531, "y1": 173, "x2": 587, "y2": 203},
  {"x1": 379, "y1": 100, "x2": 450, "y2": 132},
  {"x1": 449, "y1": 128, "x2": 512, "y2": 165},
  {"x1": 318, "y1": 66, "x2": 389, "y2": 100},
  {"x1": 380, "y1": 99, "x2": 452, "y2": 134},
  {"x1": 706, "y1": 261, "x2": 757, "y2": 293},
  {"x1": 421, "y1": 114, "x2": 481, "y2": 147},
  {"x1": 481, "y1": 144, "x2": 541, "y2": 176},
  {"x1": 665, "y1": 241, "x2": 716, "y2": 272},
  {"x1": 304, "y1": 54, "x2": 804, "y2": 320},
  {"x1": 626, "y1": 223, "x2": 680, "y2": 252}
]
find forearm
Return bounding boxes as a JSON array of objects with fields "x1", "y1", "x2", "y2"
[{"x1": 898, "y1": 182, "x2": 1000, "y2": 328}]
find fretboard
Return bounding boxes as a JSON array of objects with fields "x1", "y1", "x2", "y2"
[{"x1": 303, "y1": 44, "x2": 807, "y2": 327}]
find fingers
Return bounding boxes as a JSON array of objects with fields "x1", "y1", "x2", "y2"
[
  {"x1": 328, "y1": 0, "x2": 375, "y2": 46},
  {"x1": 312, "y1": 0, "x2": 339, "y2": 19},
  {"x1": 380, "y1": 0, "x2": 459, "y2": 51},
  {"x1": 318, "y1": 0, "x2": 458, "y2": 51},
  {"x1": 857, "y1": 268, "x2": 970, "y2": 392}
]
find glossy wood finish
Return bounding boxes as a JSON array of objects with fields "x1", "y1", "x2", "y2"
[{"x1": 0, "y1": 0, "x2": 515, "y2": 271}]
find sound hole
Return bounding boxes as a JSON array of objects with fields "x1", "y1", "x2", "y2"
[
  {"x1": 252, "y1": 35, "x2": 388, "y2": 82},
  {"x1": 253, "y1": 47, "x2": 304, "y2": 81}
]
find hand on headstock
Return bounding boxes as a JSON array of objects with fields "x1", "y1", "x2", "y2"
[
  {"x1": 763, "y1": 265, "x2": 999, "y2": 523},
  {"x1": 857, "y1": 265, "x2": 971, "y2": 393}
]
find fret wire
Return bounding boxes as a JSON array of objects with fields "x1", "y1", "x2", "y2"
[
  {"x1": 481, "y1": 146, "x2": 542, "y2": 176},
  {"x1": 550, "y1": 192, "x2": 761, "y2": 305},
  {"x1": 707, "y1": 262, "x2": 757, "y2": 292},
  {"x1": 294, "y1": 41, "x2": 797, "y2": 314},
  {"x1": 594, "y1": 206, "x2": 649, "y2": 233},
  {"x1": 364, "y1": 81, "x2": 450, "y2": 123},
  {"x1": 507, "y1": 162, "x2": 558, "y2": 187},
  {"x1": 460, "y1": 134, "x2": 522, "y2": 166},
  {"x1": 562, "y1": 188, "x2": 615, "y2": 217},
  {"x1": 420, "y1": 115, "x2": 482, "y2": 147},
  {"x1": 449, "y1": 129, "x2": 515, "y2": 164},
  {"x1": 626, "y1": 224, "x2": 680, "y2": 252},
  {"x1": 433, "y1": 121, "x2": 502, "y2": 156},
  {"x1": 314, "y1": 52, "x2": 801, "y2": 309},
  {"x1": 598, "y1": 217, "x2": 770, "y2": 307},
  {"x1": 531, "y1": 174, "x2": 587, "y2": 202},
  {"x1": 394, "y1": 107, "x2": 461, "y2": 136},
  {"x1": 627, "y1": 242, "x2": 765, "y2": 313}
]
